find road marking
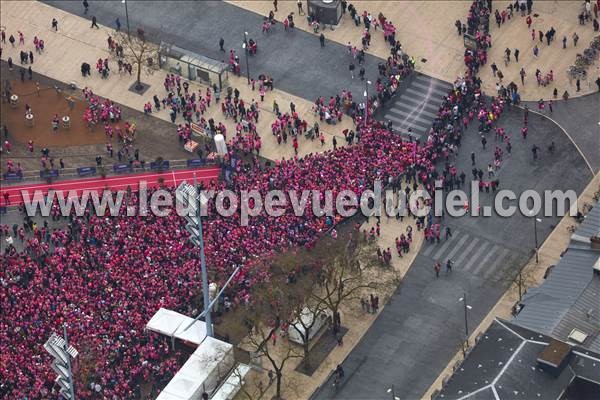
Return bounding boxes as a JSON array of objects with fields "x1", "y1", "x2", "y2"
[
  {"x1": 482, "y1": 248, "x2": 511, "y2": 279},
  {"x1": 461, "y1": 241, "x2": 490, "y2": 272},
  {"x1": 424, "y1": 230, "x2": 457, "y2": 257},
  {"x1": 454, "y1": 238, "x2": 480, "y2": 266},
  {"x1": 472, "y1": 244, "x2": 501, "y2": 275},
  {"x1": 439, "y1": 233, "x2": 470, "y2": 261}
]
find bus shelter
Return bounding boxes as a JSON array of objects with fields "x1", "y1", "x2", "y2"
[{"x1": 159, "y1": 42, "x2": 229, "y2": 90}]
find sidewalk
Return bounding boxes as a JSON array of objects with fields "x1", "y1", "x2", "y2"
[
  {"x1": 231, "y1": 0, "x2": 599, "y2": 100},
  {"x1": 0, "y1": 0, "x2": 353, "y2": 164},
  {"x1": 1, "y1": 3, "x2": 425, "y2": 400},
  {"x1": 241, "y1": 206, "x2": 425, "y2": 400},
  {"x1": 422, "y1": 171, "x2": 600, "y2": 400},
  {"x1": 230, "y1": 0, "x2": 468, "y2": 84}
]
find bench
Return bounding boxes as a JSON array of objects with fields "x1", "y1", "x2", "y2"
[
  {"x1": 40, "y1": 169, "x2": 59, "y2": 179},
  {"x1": 150, "y1": 160, "x2": 170, "y2": 171},
  {"x1": 3, "y1": 172, "x2": 23, "y2": 182},
  {"x1": 77, "y1": 166, "x2": 97, "y2": 177},
  {"x1": 113, "y1": 163, "x2": 133, "y2": 173},
  {"x1": 187, "y1": 159, "x2": 205, "y2": 168}
]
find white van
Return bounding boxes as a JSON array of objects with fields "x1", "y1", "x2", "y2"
[{"x1": 287, "y1": 307, "x2": 332, "y2": 345}]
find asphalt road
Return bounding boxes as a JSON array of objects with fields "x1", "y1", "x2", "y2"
[
  {"x1": 42, "y1": 1, "x2": 599, "y2": 398},
  {"x1": 523, "y1": 93, "x2": 600, "y2": 173},
  {"x1": 313, "y1": 105, "x2": 593, "y2": 400},
  {"x1": 45, "y1": 0, "x2": 383, "y2": 101}
]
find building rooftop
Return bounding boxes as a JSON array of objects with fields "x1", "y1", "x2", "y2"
[
  {"x1": 435, "y1": 320, "x2": 600, "y2": 400},
  {"x1": 512, "y1": 201, "x2": 600, "y2": 353}
]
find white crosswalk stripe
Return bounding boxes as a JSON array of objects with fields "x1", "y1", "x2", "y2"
[
  {"x1": 471, "y1": 244, "x2": 501, "y2": 275},
  {"x1": 442, "y1": 234, "x2": 470, "y2": 261},
  {"x1": 483, "y1": 249, "x2": 512, "y2": 279},
  {"x1": 461, "y1": 241, "x2": 491, "y2": 272},
  {"x1": 421, "y1": 230, "x2": 519, "y2": 281},
  {"x1": 453, "y1": 238, "x2": 480, "y2": 266},
  {"x1": 422, "y1": 232, "x2": 456, "y2": 256},
  {"x1": 381, "y1": 74, "x2": 451, "y2": 138}
]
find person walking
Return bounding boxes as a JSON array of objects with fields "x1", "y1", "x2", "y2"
[
  {"x1": 491, "y1": 62, "x2": 498, "y2": 77},
  {"x1": 91, "y1": 15, "x2": 99, "y2": 29},
  {"x1": 576, "y1": 79, "x2": 581, "y2": 92},
  {"x1": 219, "y1": 37, "x2": 225, "y2": 52},
  {"x1": 470, "y1": 151, "x2": 475, "y2": 165},
  {"x1": 83, "y1": 0, "x2": 89, "y2": 14},
  {"x1": 514, "y1": 48, "x2": 520, "y2": 62},
  {"x1": 434, "y1": 261, "x2": 441, "y2": 278},
  {"x1": 273, "y1": 0, "x2": 278, "y2": 12},
  {"x1": 573, "y1": 32, "x2": 579, "y2": 47},
  {"x1": 519, "y1": 67, "x2": 526, "y2": 84},
  {"x1": 297, "y1": 0, "x2": 304, "y2": 15},
  {"x1": 445, "y1": 226, "x2": 452, "y2": 240},
  {"x1": 51, "y1": 18, "x2": 58, "y2": 31},
  {"x1": 319, "y1": 33, "x2": 325, "y2": 47},
  {"x1": 115, "y1": 18, "x2": 121, "y2": 31},
  {"x1": 562, "y1": 36, "x2": 567, "y2": 48},
  {"x1": 531, "y1": 144, "x2": 539, "y2": 160},
  {"x1": 446, "y1": 259, "x2": 453, "y2": 274},
  {"x1": 349, "y1": 62, "x2": 355, "y2": 79}
]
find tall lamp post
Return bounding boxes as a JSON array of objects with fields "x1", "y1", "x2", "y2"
[
  {"x1": 458, "y1": 293, "x2": 472, "y2": 354},
  {"x1": 44, "y1": 324, "x2": 78, "y2": 400},
  {"x1": 175, "y1": 180, "x2": 242, "y2": 336},
  {"x1": 529, "y1": 211, "x2": 542, "y2": 263},
  {"x1": 121, "y1": 0, "x2": 131, "y2": 39},
  {"x1": 363, "y1": 80, "x2": 372, "y2": 126},
  {"x1": 242, "y1": 31, "x2": 250, "y2": 84}
]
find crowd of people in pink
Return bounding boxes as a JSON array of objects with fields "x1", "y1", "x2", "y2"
[{"x1": 0, "y1": 1, "x2": 512, "y2": 398}]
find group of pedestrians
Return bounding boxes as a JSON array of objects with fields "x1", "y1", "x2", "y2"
[{"x1": 1, "y1": 30, "x2": 44, "y2": 72}]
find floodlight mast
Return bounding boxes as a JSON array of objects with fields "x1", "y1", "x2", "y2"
[
  {"x1": 63, "y1": 324, "x2": 76, "y2": 400},
  {"x1": 176, "y1": 178, "x2": 241, "y2": 336}
]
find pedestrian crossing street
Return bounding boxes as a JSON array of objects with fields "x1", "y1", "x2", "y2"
[
  {"x1": 383, "y1": 73, "x2": 453, "y2": 141},
  {"x1": 421, "y1": 228, "x2": 525, "y2": 282}
]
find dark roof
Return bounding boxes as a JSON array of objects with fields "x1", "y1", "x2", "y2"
[
  {"x1": 572, "y1": 201, "x2": 600, "y2": 243},
  {"x1": 435, "y1": 319, "x2": 600, "y2": 400},
  {"x1": 512, "y1": 247, "x2": 599, "y2": 347}
]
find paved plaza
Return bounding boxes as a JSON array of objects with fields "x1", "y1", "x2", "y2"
[{"x1": 1, "y1": 1, "x2": 599, "y2": 400}]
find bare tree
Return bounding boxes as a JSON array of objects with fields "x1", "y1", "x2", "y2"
[
  {"x1": 498, "y1": 266, "x2": 538, "y2": 303},
  {"x1": 245, "y1": 317, "x2": 301, "y2": 398},
  {"x1": 242, "y1": 280, "x2": 302, "y2": 400},
  {"x1": 310, "y1": 230, "x2": 400, "y2": 330},
  {"x1": 287, "y1": 293, "x2": 329, "y2": 372},
  {"x1": 111, "y1": 29, "x2": 160, "y2": 91},
  {"x1": 230, "y1": 365, "x2": 263, "y2": 400}
]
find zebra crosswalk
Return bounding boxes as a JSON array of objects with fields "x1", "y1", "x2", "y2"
[
  {"x1": 421, "y1": 229, "x2": 523, "y2": 282},
  {"x1": 383, "y1": 73, "x2": 453, "y2": 141}
]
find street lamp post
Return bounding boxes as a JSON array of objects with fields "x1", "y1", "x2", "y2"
[
  {"x1": 458, "y1": 293, "x2": 472, "y2": 353},
  {"x1": 44, "y1": 324, "x2": 78, "y2": 400},
  {"x1": 122, "y1": 0, "x2": 131, "y2": 39},
  {"x1": 242, "y1": 31, "x2": 250, "y2": 84},
  {"x1": 175, "y1": 180, "x2": 242, "y2": 336},
  {"x1": 176, "y1": 182, "x2": 213, "y2": 336},
  {"x1": 387, "y1": 385, "x2": 400, "y2": 400},
  {"x1": 529, "y1": 211, "x2": 542, "y2": 263},
  {"x1": 363, "y1": 80, "x2": 372, "y2": 126}
]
